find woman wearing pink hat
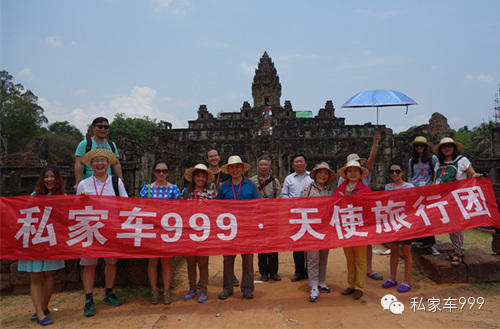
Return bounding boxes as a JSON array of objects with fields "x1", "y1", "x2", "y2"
[{"x1": 433, "y1": 137, "x2": 482, "y2": 266}]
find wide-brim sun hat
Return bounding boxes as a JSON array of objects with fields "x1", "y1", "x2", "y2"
[
  {"x1": 220, "y1": 155, "x2": 251, "y2": 174},
  {"x1": 310, "y1": 162, "x2": 337, "y2": 183},
  {"x1": 338, "y1": 160, "x2": 370, "y2": 180},
  {"x1": 346, "y1": 153, "x2": 367, "y2": 166},
  {"x1": 410, "y1": 136, "x2": 431, "y2": 148},
  {"x1": 433, "y1": 137, "x2": 463, "y2": 154},
  {"x1": 184, "y1": 164, "x2": 215, "y2": 183},
  {"x1": 82, "y1": 148, "x2": 118, "y2": 166}
]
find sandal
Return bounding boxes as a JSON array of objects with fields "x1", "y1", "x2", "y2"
[
  {"x1": 397, "y1": 282, "x2": 411, "y2": 293},
  {"x1": 36, "y1": 317, "x2": 54, "y2": 326},
  {"x1": 451, "y1": 253, "x2": 464, "y2": 266},
  {"x1": 445, "y1": 252, "x2": 457, "y2": 261},
  {"x1": 367, "y1": 272, "x2": 383, "y2": 280},
  {"x1": 382, "y1": 279, "x2": 398, "y2": 289},
  {"x1": 30, "y1": 309, "x2": 50, "y2": 321}
]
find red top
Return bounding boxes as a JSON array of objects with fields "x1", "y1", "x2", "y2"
[{"x1": 334, "y1": 180, "x2": 371, "y2": 196}]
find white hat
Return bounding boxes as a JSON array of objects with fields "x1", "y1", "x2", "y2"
[
  {"x1": 433, "y1": 137, "x2": 463, "y2": 154},
  {"x1": 184, "y1": 164, "x2": 215, "y2": 183},
  {"x1": 338, "y1": 160, "x2": 370, "y2": 180},
  {"x1": 346, "y1": 154, "x2": 367, "y2": 166},
  {"x1": 220, "y1": 155, "x2": 251, "y2": 174}
]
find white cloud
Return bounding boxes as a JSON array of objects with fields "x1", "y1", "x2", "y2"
[
  {"x1": 241, "y1": 63, "x2": 256, "y2": 77},
  {"x1": 18, "y1": 68, "x2": 37, "y2": 82},
  {"x1": 463, "y1": 74, "x2": 495, "y2": 84},
  {"x1": 153, "y1": 0, "x2": 174, "y2": 12},
  {"x1": 153, "y1": 0, "x2": 189, "y2": 17},
  {"x1": 46, "y1": 36, "x2": 63, "y2": 47}
]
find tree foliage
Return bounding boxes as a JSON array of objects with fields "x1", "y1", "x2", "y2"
[
  {"x1": 109, "y1": 113, "x2": 163, "y2": 141},
  {"x1": 48, "y1": 120, "x2": 84, "y2": 142},
  {"x1": 454, "y1": 121, "x2": 494, "y2": 158},
  {"x1": 0, "y1": 70, "x2": 48, "y2": 153}
]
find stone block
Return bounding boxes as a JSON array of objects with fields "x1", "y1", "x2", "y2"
[
  {"x1": 418, "y1": 252, "x2": 467, "y2": 283},
  {"x1": 492, "y1": 233, "x2": 500, "y2": 254},
  {"x1": 54, "y1": 259, "x2": 80, "y2": 283},
  {"x1": 10, "y1": 262, "x2": 30, "y2": 285},
  {"x1": 13, "y1": 285, "x2": 30, "y2": 294},
  {"x1": 0, "y1": 273, "x2": 12, "y2": 290},
  {"x1": 464, "y1": 249, "x2": 500, "y2": 283}
]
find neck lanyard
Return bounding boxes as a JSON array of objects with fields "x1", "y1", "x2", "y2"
[
  {"x1": 93, "y1": 175, "x2": 108, "y2": 195},
  {"x1": 317, "y1": 185, "x2": 327, "y2": 196},
  {"x1": 231, "y1": 181, "x2": 243, "y2": 199},
  {"x1": 258, "y1": 176, "x2": 268, "y2": 192},
  {"x1": 439, "y1": 161, "x2": 451, "y2": 178},
  {"x1": 392, "y1": 182, "x2": 403, "y2": 190},
  {"x1": 93, "y1": 137, "x2": 107, "y2": 149},
  {"x1": 154, "y1": 182, "x2": 167, "y2": 199},
  {"x1": 417, "y1": 160, "x2": 427, "y2": 177}
]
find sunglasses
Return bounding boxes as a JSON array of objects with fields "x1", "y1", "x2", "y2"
[
  {"x1": 389, "y1": 169, "x2": 402, "y2": 174},
  {"x1": 440, "y1": 143, "x2": 454, "y2": 149},
  {"x1": 414, "y1": 144, "x2": 426, "y2": 148},
  {"x1": 154, "y1": 169, "x2": 168, "y2": 174},
  {"x1": 94, "y1": 124, "x2": 110, "y2": 130}
]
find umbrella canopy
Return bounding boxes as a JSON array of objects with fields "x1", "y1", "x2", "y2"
[{"x1": 341, "y1": 89, "x2": 417, "y2": 125}]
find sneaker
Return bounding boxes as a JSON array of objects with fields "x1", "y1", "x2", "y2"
[
  {"x1": 184, "y1": 289, "x2": 198, "y2": 300},
  {"x1": 149, "y1": 291, "x2": 159, "y2": 304},
  {"x1": 428, "y1": 245, "x2": 441, "y2": 256},
  {"x1": 309, "y1": 288, "x2": 319, "y2": 303},
  {"x1": 163, "y1": 292, "x2": 172, "y2": 305},
  {"x1": 103, "y1": 293, "x2": 122, "y2": 306},
  {"x1": 233, "y1": 275, "x2": 240, "y2": 286},
  {"x1": 318, "y1": 284, "x2": 331, "y2": 293},
  {"x1": 218, "y1": 290, "x2": 233, "y2": 300},
  {"x1": 198, "y1": 291, "x2": 207, "y2": 303},
  {"x1": 382, "y1": 279, "x2": 398, "y2": 289},
  {"x1": 83, "y1": 300, "x2": 95, "y2": 317}
]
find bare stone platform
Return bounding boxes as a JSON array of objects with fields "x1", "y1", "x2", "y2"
[{"x1": 412, "y1": 243, "x2": 500, "y2": 283}]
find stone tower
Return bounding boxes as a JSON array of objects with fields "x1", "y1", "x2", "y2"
[{"x1": 252, "y1": 52, "x2": 282, "y2": 109}]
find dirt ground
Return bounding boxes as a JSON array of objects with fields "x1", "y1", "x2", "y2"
[{"x1": 1, "y1": 246, "x2": 499, "y2": 329}]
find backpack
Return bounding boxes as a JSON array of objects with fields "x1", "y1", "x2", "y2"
[
  {"x1": 82, "y1": 137, "x2": 116, "y2": 175},
  {"x1": 112, "y1": 176, "x2": 120, "y2": 196}
]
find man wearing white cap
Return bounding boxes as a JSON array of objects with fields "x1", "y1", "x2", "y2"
[{"x1": 217, "y1": 155, "x2": 259, "y2": 300}]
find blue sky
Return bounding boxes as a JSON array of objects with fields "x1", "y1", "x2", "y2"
[{"x1": 2, "y1": 0, "x2": 499, "y2": 134}]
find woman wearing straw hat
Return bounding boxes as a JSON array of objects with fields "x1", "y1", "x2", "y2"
[
  {"x1": 300, "y1": 162, "x2": 336, "y2": 302},
  {"x1": 217, "y1": 155, "x2": 259, "y2": 300},
  {"x1": 408, "y1": 136, "x2": 441, "y2": 255},
  {"x1": 139, "y1": 159, "x2": 181, "y2": 305},
  {"x1": 335, "y1": 160, "x2": 371, "y2": 300},
  {"x1": 19, "y1": 166, "x2": 66, "y2": 326},
  {"x1": 433, "y1": 137, "x2": 482, "y2": 266},
  {"x1": 77, "y1": 148, "x2": 128, "y2": 317},
  {"x1": 182, "y1": 164, "x2": 216, "y2": 303}
]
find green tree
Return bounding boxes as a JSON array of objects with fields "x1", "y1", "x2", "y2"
[
  {"x1": 0, "y1": 70, "x2": 48, "y2": 153},
  {"x1": 48, "y1": 120, "x2": 84, "y2": 142},
  {"x1": 109, "y1": 113, "x2": 163, "y2": 140}
]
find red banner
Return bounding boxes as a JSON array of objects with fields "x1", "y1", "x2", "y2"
[{"x1": 1, "y1": 178, "x2": 499, "y2": 260}]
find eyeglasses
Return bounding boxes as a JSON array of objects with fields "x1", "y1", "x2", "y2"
[
  {"x1": 91, "y1": 159, "x2": 108, "y2": 164},
  {"x1": 414, "y1": 144, "x2": 425, "y2": 148},
  {"x1": 94, "y1": 124, "x2": 110, "y2": 130},
  {"x1": 440, "y1": 143, "x2": 454, "y2": 149},
  {"x1": 389, "y1": 169, "x2": 402, "y2": 174},
  {"x1": 154, "y1": 169, "x2": 168, "y2": 174}
]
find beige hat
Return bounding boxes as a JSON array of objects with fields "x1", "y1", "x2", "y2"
[
  {"x1": 82, "y1": 148, "x2": 118, "y2": 166},
  {"x1": 310, "y1": 162, "x2": 337, "y2": 183},
  {"x1": 220, "y1": 155, "x2": 251, "y2": 174},
  {"x1": 184, "y1": 164, "x2": 215, "y2": 183},
  {"x1": 433, "y1": 137, "x2": 463, "y2": 154},
  {"x1": 410, "y1": 136, "x2": 431, "y2": 147},
  {"x1": 346, "y1": 154, "x2": 367, "y2": 166},
  {"x1": 338, "y1": 160, "x2": 370, "y2": 180}
]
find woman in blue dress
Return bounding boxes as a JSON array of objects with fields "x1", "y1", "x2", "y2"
[
  {"x1": 139, "y1": 159, "x2": 181, "y2": 305},
  {"x1": 18, "y1": 165, "x2": 66, "y2": 326}
]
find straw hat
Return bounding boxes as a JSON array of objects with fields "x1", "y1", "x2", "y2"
[
  {"x1": 184, "y1": 164, "x2": 215, "y2": 183},
  {"x1": 82, "y1": 148, "x2": 118, "y2": 166},
  {"x1": 338, "y1": 160, "x2": 370, "y2": 180},
  {"x1": 433, "y1": 137, "x2": 463, "y2": 154},
  {"x1": 410, "y1": 136, "x2": 431, "y2": 147},
  {"x1": 310, "y1": 162, "x2": 337, "y2": 183},
  {"x1": 346, "y1": 154, "x2": 367, "y2": 166},
  {"x1": 220, "y1": 155, "x2": 251, "y2": 174}
]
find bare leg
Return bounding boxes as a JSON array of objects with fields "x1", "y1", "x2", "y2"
[
  {"x1": 82, "y1": 265, "x2": 96, "y2": 294},
  {"x1": 161, "y1": 257, "x2": 172, "y2": 293},
  {"x1": 41, "y1": 271, "x2": 55, "y2": 311},
  {"x1": 104, "y1": 261, "x2": 117, "y2": 289},
  {"x1": 402, "y1": 245, "x2": 413, "y2": 284},
  {"x1": 30, "y1": 272, "x2": 45, "y2": 321},
  {"x1": 389, "y1": 244, "x2": 399, "y2": 282},
  {"x1": 147, "y1": 258, "x2": 159, "y2": 292}
]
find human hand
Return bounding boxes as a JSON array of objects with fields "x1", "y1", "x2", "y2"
[{"x1": 373, "y1": 131, "x2": 381, "y2": 143}]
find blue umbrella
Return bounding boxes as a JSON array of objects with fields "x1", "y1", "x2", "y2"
[{"x1": 341, "y1": 89, "x2": 417, "y2": 125}]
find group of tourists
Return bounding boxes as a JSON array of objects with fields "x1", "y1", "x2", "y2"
[{"x1": 18, "y1": 117, "x2": 482, "y2": 326}]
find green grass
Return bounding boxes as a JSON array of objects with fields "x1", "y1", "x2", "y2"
[
  {"x1": 113, "y1": 284, "x2": 150, "y2": 302},
  {"x1": 435, "y1": 228, "x2": 494, "y2": 251}
]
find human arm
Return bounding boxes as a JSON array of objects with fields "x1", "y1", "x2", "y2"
[
  {"x1": 112, "y1": 160, "x2": 123, "y2": 181},
  {"x1": 365, "y1": 131, "x2": 380, "y2": 171},
  {"x1": 280, "y1": 177, "x2": 290, "y2": 198},
  {"x1": 75, "y1": 156, "x2": 83, "y2": 187},
  {"x1": 465, "y1": 165, "x2": 482, "y2": 178}
]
